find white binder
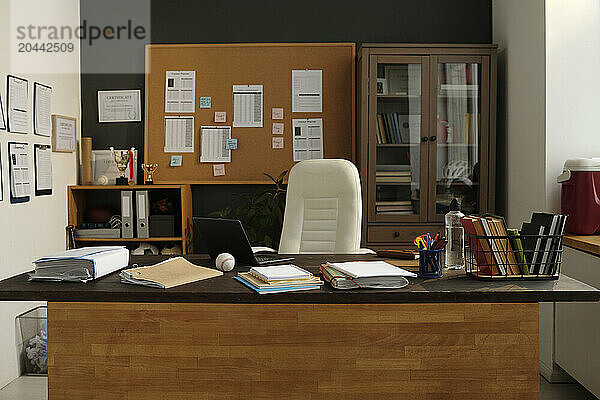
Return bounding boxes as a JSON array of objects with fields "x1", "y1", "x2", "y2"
[
  {"x1": 121, "y1": 191, "x2": 134, "y2": 239},
  {"x1": 136, "y1": 190, "x2": 150, "y2": 239}
]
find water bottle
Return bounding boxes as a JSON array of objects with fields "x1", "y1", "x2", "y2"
[{"x1": 445, "y1": 198, "x2": 465, "y2": 269}]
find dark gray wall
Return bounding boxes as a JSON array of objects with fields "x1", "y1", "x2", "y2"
[{"x1": 80, "y1": 0, "x2": 492, "y2": 218}]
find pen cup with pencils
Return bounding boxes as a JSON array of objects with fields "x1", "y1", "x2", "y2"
[{"x1": 419, "y1": 249, "x2": 444, "y2": 278}]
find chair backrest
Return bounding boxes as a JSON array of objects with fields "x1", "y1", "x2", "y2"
[{"x1": 278, "y1": 159, "x2": 362, "y2": 254}]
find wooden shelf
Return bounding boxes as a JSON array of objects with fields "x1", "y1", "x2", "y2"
[
  {"x1": 376, "y1": 143, "x2": 415, "y2": 147},
  {"x1": 70, "y1": 185, "x2": 186, "y2": 190},
  {"x1": 377, "y1": 94, "x2": 421, "y2": 99},
  {"x1": 74, "y1": 237, "x2": 183, "y2": 242}
]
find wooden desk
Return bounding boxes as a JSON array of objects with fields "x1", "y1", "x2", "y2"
[{"x1": 1, "y1": 254, "x2": 598, "y2": 400}]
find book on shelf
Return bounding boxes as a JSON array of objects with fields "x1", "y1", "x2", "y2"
[
  {"x1": 376, "y1": 164, "x2": 411, "y2": 171},
  {"x1": 376, "y1": 205, "x2": 413, "y2": 212},
  {"x1": 507, "y1": 229, "x2": 529, "y2": 274},
  {"x1": 375, "y1": 113, "x2": 420, "y2": 144},
  {"x1": 376, "y1": 177, "x2": 411, "y2": 183},
  {"x1": 376, "y1": 200, "x2": 412, "y2": 206},
  {"x1": 376, "y1": 170, "x2": 411, "y2": 176}
]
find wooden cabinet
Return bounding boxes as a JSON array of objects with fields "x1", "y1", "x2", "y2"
[
  {"x1": 67, "y1": 185, "x2": 193, "y2": 254},
  {"x1": 358, "y1": 44, "x2": 497, "y2": 248}
]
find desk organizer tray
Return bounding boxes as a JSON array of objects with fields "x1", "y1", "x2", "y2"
[{"x1": 464, "y1": 233, "x2": 563, "y2": 281}]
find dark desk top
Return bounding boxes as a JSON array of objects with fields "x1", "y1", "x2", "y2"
[{"x1": 0, "y1": 254, "x2": 598, "y2": 304}]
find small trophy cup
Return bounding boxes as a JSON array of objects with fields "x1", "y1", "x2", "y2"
[
  {"x1": 110, "y1": 147, "x2": 133, "y2": 186},
  {"x1": 141, "y1": 163, "x2": 158, "y2": 185}
]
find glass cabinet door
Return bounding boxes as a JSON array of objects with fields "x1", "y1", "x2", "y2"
[
  {"x1": 369, "y1": 56, "x2": 429, "y2": 222},
  {"x1": 429, "y1": 56, "x2": 489, "y2": 220}
]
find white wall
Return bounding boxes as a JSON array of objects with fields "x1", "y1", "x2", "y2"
[
  {"x1": 546, "y1": 0, "x2": 600, "y2": 212},
  {"x1": 492, "y1": 0, "x2": 547, "y2": 228},
  {"x1": 545, "y1": 0, "x2": 600, "y2": 392},
  {"x1": 0, "y1": 0, "x2": 80, "y2": 388}
]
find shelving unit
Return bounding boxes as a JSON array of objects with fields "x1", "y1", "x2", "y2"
[
  {"x1": 357, "y1": 44, "x2": 497, "y2": 248},
  {"x1": 67, "y1": 185, "x2": 193, "y2": 254}
]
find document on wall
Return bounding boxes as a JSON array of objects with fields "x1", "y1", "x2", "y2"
[
  {"x1": 165, "y1": 71, "x2": 196, "y2": 113},
  {"x1": 98, "y1": 90, "x2": 141, "y2": 122},
  {"x1": 200, "y1": 126, "x2": 231, "y2": 163},
  {"x1": 34, "y1": 83, "x2": 52, "y2": 136},
  {"x1": 233, "y1": 85, "x2": 263, "y2": 128},
  {"x1": 292, "y1": 118, "x2": 323, "y2": 161},
  {"x1": 53, "y1": 115, "x2": 77, "y2": 152},
  {"x1": 8, "y1": 142, "x2": 31, "y2": 198},
  {"x1": 34, "y1": 145, "x2": 53, "y2": 193},
  {"x1": 0, "y1": 94, "x2": 5, "y2": 130},
  {"x1": 292, "y1": 70, "x2": 323, "y2": 113},
  {"x1": 164, "y1": 116, "x2": 194, "y2": 153},
  {"x1": 7, "y1": 75, "x2": 29, "y2": 134}
]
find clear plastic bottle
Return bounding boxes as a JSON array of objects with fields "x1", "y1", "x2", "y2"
[{"x1": 445, "y1": 198, "x2": 465, "y2": 269}]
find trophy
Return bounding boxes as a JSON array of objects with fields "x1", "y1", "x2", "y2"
[
  {"x1": 141, "y1": 163, "x2": 158, "y2": 185},
  {"x1": 110, "y1": 147, "x2": 134, "y2": 186}
]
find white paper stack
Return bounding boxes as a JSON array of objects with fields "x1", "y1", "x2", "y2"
[
  {"x1": 321, "y1": 261, "x2": 415, "y2": 290},
  {"x1": 29, "y1": 246, "x2": 129, "y2": 283}
]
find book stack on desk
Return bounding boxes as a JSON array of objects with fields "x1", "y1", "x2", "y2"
[
  {"x1": 235, "y1": 265, "x2": 323, "y2": 294},
  {"x1": 321, "y1": 261, "x2": 415, "y2": 290}
]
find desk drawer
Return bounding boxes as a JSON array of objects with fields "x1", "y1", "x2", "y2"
[{"x1": 368, "y1": 225, "x2": 443, "y2": 244}]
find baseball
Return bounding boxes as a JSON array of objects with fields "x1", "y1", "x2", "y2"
[{"x1": 215, "y1": 253, "x2": 235, "y2": 272}]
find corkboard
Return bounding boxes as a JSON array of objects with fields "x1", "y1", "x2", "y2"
[{"x1": 144, "y1": 43, "x2": 355, "y2": 184}]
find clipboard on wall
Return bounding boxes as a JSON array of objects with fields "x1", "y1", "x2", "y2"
[
  {"x1": 34, "y1": 144, "x2": 53, "y2": 196},
  {"x1": 8, "y1": 142, "x2": 31, "y2": 204}
]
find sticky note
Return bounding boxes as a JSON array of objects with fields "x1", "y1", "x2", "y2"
[
  {"x1": 200, "y1": 97, "x2": 212, "y2": 109},
  {"x1": 170, "y1": 155, "x2": 183, "y2": 167},
  {"x1": 272, "y1": 108, "x2": 284, "y2": 120},
  {"x1": 225, "y1": 138, "x2": 238, "y2": 150},
  {"x1": 272, "y1": 123, "x2": 284, "y2": 135},
  {"x1": 214, "y1": 111, "x2": 226, "y2": 122},
  {"x1": 272, "y1": 137, "x2": 284, "y2": 149},
  {"x1": 213, "y1": 164, "x2": 225, "y2": 176}
]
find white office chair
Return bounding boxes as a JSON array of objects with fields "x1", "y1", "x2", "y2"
[{"x1": 278, "y1": 159, "x2": 375, "y2": 254}]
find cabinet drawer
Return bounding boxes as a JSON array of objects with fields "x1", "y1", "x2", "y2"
[{"x1": 367, "y1": 225, "x2": 443, "y2": 244}]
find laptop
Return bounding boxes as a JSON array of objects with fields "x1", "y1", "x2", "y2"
[{"x1": 194, "y1": 217, "x2": 294, "y2": 266}]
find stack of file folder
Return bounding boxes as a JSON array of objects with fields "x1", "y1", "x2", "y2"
[
  {"x1": 235, "y1": 265, "x2": 323, "y2": 294},
  {"x1": 120, "y1": 257, "x2": 222, "y2": 289},
  {"x1": 321, "y1": 261, "x2": 415, "y2": 290},
  {"x1": 29, "y1": 246, "x2": 129, "y2": 283}
]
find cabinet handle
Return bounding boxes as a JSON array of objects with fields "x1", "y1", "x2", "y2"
[
  {"x1": 393, "y1": 231, "x2": 400, "y2": 238},
  {"x1": 421, "y1": 137, "x2": 429, "y2": 143},
  {"x1": 430, "y1": 136, "x2": 437, "y2": 142}
]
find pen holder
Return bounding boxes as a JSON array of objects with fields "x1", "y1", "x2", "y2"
[{"x1": 419, "y1": 249, "x2": 443, "y2": 278}]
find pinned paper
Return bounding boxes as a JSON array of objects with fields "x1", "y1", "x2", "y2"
[
  {"x1": 225, "y1": 138, "x2": 238, "y2": 150},
  {"x1": 272, "y1": 123, "x2": 284, "y2": 135},
  {"x1": 170, "y1": 155, "x2": 183, "y2": 167},
  {"x1": 214, "y1": 112, "x2": 226, "y2": 123},
  {"x1": 213, "y1": 164, "x2": 225, "y2": 176},
  {"x1": 272, "y1": 108, "x2": 284, "y2": 120},
  {"x1": 272, "y1": 137, "x2": 284, "y2": 149},
  {"x1": 200, "y1": 97, "x2": 212, "y2": 109}
]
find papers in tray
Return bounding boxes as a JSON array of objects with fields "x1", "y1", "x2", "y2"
[
  {"x1": 29, "y1": 246, "x2": 129, "y2": 283},
  {"x1": 120, "y1": 257, "x2": 222, "y2": 289},
  {"x1": 321, "y1": 261, "x2": 415, "y2": 290},
  {"x1": 236, "y1": 264, "x2": 323, "y2": 294}
]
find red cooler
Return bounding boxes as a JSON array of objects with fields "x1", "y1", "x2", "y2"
[{"x1": 557, "y1": 158, "x2": 600, "y2": 235}]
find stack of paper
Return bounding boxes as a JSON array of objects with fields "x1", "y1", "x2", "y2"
[
  {"x1": 321, "y1": 261, "x2": 415, "y2": 290},
  {"x1": 235, "y1": 264, "x2": 323, "y2": 294},
  {"x1": 120, "y1": 257, "x2": 222, "y2": 289},
  {"x1": 29, "y1": 246, "x2": 129, "y2": 283}
]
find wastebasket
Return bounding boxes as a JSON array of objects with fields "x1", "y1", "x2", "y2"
[{"x1": 16, "y1": 306, "x2": 47, "y2": 375}]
